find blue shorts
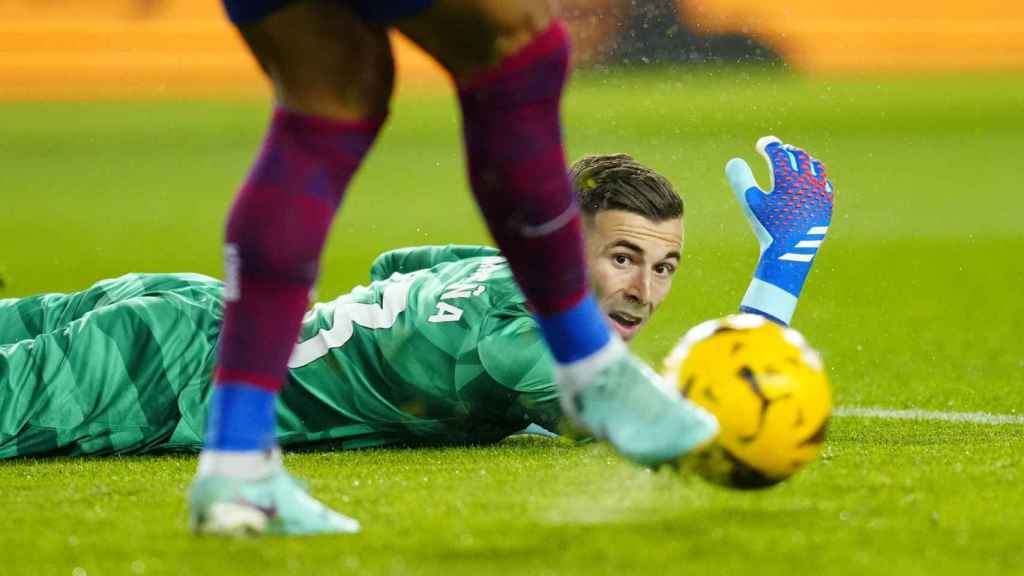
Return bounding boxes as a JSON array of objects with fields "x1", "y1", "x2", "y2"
[{"x1": 223, "y1": 0, "x2": 434, "y2": 26}]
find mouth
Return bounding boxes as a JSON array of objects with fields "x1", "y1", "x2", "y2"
[{"x1": 608, "y1": 311, "x2": 644, "y2": 339}]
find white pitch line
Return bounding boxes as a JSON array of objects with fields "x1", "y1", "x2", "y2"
[{"x1": 835, "y1": 406, "x2": 1024, "y2": 426}]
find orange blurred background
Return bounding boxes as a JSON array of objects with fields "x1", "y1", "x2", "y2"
[{"x1": 1, "y1": 0, "x2": 1022, "y2": 99}]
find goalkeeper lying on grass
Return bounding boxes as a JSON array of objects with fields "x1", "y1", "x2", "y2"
[{"x1": 0, "y1": 138, "x2": 832, "y2": 459}]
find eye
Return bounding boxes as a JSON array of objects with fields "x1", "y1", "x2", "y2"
[
  {"x1": 654, "y1": 263, "x2": 676, "y2": 276},
  {"x1": 613, "y1": 254, "x2": 633, "y2": 266}
]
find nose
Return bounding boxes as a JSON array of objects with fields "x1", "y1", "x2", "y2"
[{"x1": 624, "y1": 269, "x2": 652, "y2": 304}]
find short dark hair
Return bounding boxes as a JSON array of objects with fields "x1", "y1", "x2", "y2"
[{"x1": 570, "y1": 154, "x2": 683, "y2": 221}]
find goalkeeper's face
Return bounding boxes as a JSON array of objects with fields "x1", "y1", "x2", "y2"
[{"x1": 583, "y1": 209, "x2": 683, "y2": 342}]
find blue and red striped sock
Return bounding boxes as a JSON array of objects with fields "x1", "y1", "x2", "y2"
[
  {"x1": 458, "y1": 21, "x2": 610, "y2": 363},
  {"x1": 208, "y1": 108, "x2": 383, "y2": 451}
]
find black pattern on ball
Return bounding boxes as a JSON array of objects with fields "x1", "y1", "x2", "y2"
[{"x1": 722, "y1": 447, "x2": 783, "y2": 490}]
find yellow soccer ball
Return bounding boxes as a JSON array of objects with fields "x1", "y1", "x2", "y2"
[{"x1": 663, "y1": 314, "x2": 831, "y2": 489}]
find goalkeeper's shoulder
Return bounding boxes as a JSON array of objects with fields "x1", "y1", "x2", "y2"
[{"x1": 369, "y1": 244, "x2": 501, "y2": 280}]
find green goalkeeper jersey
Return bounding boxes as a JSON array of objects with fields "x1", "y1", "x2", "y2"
[{"x1": 0, "y1": 246, "x2": 561, "y2": 458}]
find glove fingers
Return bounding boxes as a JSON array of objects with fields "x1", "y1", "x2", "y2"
[
  {"x1": 725, "y1": 157, "x2": 771, "y2": 250},
  {"x1": 811, "y1": 158, "x2": 835, "y2": 195},
  {"x1": 755, "y1": 135, "x2": 787, "y2": 191},
  {"x1": 755, "y1": 135, "x2": 783, "y2": 156},
  {"x1": 810, "y1": 158, "x2": 827, "y2": 178},
  {"x1": 725, "y1": 157, "x2": 771, "y2": 214},
  {"x1": 725, "y1": 157, "x2": 761, "y2": 205},
  {"x1": 784, "y1": 145, "x2": 812, "y2": 173}
]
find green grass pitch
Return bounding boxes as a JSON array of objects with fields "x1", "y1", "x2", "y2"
[{"x1": 2, "y1": 69, "x2": 1023, "y2": 575}]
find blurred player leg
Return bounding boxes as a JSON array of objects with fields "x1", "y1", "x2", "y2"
[
  {"x1": 398, "y1": 0, "x2": 591, "y2": 344},
  {"x1": 193, "y1": 0, "x2": 393, "y2": 536},
  {"x1": 395, "y1": 0, "x2": 718, "y2": 466}
]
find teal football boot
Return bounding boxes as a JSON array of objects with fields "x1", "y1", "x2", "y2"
[
  {"x1": 189, "y1": 469, "x2": 360, "y2": 536},
  {"x1": 559, "y1": 339, "x2": 719, "y2": 467}
]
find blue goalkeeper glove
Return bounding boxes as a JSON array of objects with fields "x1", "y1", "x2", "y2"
[{"x1": 725, "y1": 136, "x2": 835, "y2": 325}]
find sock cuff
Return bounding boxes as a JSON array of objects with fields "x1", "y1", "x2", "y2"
[
  {"x1": 271, "y1": 106, "x2": 388, "y2": 136},
  {"x1": 257, "y1": 106, "x2": 386, "y2": 191},
  {"x1": 457, "y1": 20, "x2": 570, "y2": 93}
]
